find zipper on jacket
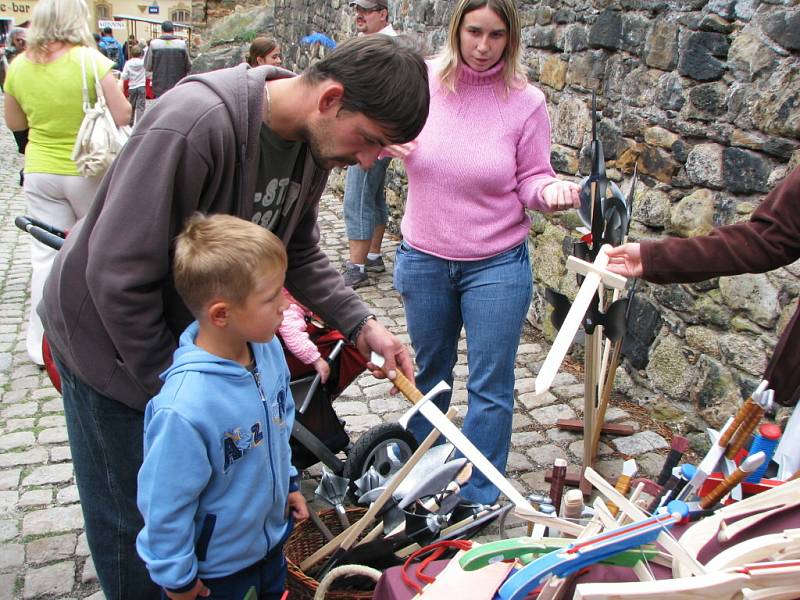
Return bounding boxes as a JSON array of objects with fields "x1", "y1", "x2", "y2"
[{"x1": 252, "y1": 365, "x2": 278, "y2": 549}]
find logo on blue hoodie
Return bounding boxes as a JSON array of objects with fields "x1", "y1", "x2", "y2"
[{"x1": 222, "y1": 423, "x2": 263, "y2": 471}]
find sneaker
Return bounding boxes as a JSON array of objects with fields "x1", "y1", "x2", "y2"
[
  {"x1": 342, "y1": 261, "x2": 370, "y2": 289},
  {"x1": 365, "y1": 255, "x2": 386, "y2": 272}
]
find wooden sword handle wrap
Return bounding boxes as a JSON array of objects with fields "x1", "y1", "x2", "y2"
[
  {"x1": 390, "y1": 369, "x2": 425, "y2": 403},
  {"x1": 700, "y1": 468, "x2": 747, "y2": 509},
  {"x1": 718, "y1": 399, "x2": 754, "y2": 448},
  {"x1": 607, "y1": 474, "x2": 632, "y2": 517},
  {"x1": 725, "y1": 405, "x2": 764, "y2": 460}
]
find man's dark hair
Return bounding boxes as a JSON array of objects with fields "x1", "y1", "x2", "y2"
[
  {"x1": 161, "y1": 20, "x2": 174, "y2": 33},
  {"x1": 102, "y1": 26, "x2": 112, "y2": 35},
  {"x1": 304, "y1": 35, "x2": 429, "y2": 144}
]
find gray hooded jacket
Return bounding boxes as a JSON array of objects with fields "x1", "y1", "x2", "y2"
[{"x1": 41, "y1": 64, "x2": 370, "y2": 411}]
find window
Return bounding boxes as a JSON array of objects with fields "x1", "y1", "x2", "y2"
[
  {"x1": 95, "y1": 3, "x2": 111, "y2": 19},
  {"x1": 170, "y1": 8, "x2": 190, "y2": 23}
]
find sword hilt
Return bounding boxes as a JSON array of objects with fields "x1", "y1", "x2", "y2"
[
  {"x1": 607, "y1": 474, "x2": 632, "y2": 517},
  {"x1": 391, "y1": 369, "x2": 425, "y2": 404},
  {"x1": 700, "y1": 453, "x2": 764, "y2": 509},
  {"x1": 718, "y1": 399, "x2": 754, "y2": 448},
  {"x1": 725, "y1": 405, "x2": 764, "y2": 460}
]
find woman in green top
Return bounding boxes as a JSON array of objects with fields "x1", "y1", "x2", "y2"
[{"x1": 3, "y1": 0, "x2": 130, "y2": 366}]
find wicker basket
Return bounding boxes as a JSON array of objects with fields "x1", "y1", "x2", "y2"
[{"x1": 285, "y1": 507, "x2": 375, "y2": 600}]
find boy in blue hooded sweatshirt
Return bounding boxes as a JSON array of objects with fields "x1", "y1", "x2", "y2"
[{"x1": 136, "y1": 213, "x2": 309, "y2": 600}]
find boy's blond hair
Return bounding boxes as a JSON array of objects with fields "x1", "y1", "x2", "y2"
[{"x1": 174, "y1": 213, "x2": 287, "y2": 317}]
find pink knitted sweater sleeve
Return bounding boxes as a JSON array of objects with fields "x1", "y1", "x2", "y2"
[{"x1": 278, "y1": 303, "x2": 321, "y2": 365}]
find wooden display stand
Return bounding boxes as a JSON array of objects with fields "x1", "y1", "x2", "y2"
[{"x1": 537, "y1": 249, "x2": 633, "y2": 495}]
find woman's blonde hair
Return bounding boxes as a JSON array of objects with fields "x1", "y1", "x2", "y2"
[
  {"x1": 27, "y1": 0, "x2": 94, "y2": 58},
  {"x1": 435, "y1": 0, "x2": 526, "y2": 94}
]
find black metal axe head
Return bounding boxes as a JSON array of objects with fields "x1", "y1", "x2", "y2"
[{"x1": 545, "y1": 288, "x2": 572, "y2": 332}]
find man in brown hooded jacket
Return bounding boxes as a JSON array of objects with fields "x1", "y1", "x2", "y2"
[
  {"x1": 41, "y1": 35, "x2": 429, "y2": 599},
  {"x1": 607, "y1": 166, "x2": 800, "y2": 409}
]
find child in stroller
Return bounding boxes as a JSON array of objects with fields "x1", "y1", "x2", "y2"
[{"x1": 15, "y1": 215, "x2": 419, "y2": 493}]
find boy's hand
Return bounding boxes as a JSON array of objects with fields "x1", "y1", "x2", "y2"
[
  {"x1": 312, "y1": 357, "x2": 330, "y2": 383},
  {"x1": 288, "y1": 491, "x2": 309, "y2": 521},
  {"x1": 165, "y1": 579, "x2": 210, "y2": 600}
]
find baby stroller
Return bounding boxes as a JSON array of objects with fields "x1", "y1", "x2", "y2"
[{"x1": 15, "y1": 215, "x2": 419, "y2": 486}]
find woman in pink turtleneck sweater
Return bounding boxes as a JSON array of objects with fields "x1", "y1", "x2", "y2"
[{"x1": 392, "y1": 0, "x2": 580, "y2": 505}]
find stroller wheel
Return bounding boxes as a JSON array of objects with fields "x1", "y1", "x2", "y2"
[{"x1": 343, "y1": 422, "x2": 418, "y2": 503}]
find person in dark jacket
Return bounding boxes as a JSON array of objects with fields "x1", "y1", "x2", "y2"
[
  {"x1": 41, "y1": 34, "x2": 429, "y2": 599},
  {"x1": 143, "y1": 20, "x2": 190, "y2": 97},
  {"x1": 607, "y1": 166, "x2": 800, "y2": 409}
]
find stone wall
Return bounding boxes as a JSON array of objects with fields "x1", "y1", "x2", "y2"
[{"x1": 272, "y1": 0, "x2": 800, "y2": 439}]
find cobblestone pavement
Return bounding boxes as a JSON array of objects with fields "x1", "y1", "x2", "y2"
[{"x1": 0, "y1": 95, "x2": 670, "y2": 598}]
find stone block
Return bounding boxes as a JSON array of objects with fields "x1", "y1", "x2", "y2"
[
  {"x1": 0, "y1": 573, "x2": 16, "y2": 600},
  {"x1": 646, "y1": 334, "x2": 695, "y2": 400},
  {"x1": 37, "y1": 426, "x2": 69, "y2": 444},
  {"x1": 685, "y1": 143, "x2": 725, "y2": 189},
  {"x1": 633, "y1": 186, "x2": 670, "y2": 228},
  {"x1": 749, "y1": 68, "x2": 800, "y2": 139},
  {"x1": 719, "y1": 272, "x2": 779, "y2": 328},
  {"x1": 368, "y1": 397, "x2": 407, "y2": 414},
  {"x1": 511, "y1": 431, "x2": 546, "y2": 449},
  {"x1": 0, "y1": 542, "x2": 24, "y2": 569},
  {"x1": 566, "y1": 50, "x2": 607, "y2": 92},
  {"x1": 23, "y1": 561, "x2": 75, "y2": 599},
  {"x1": 669, "y1": 189, "x2": 717, "y2": 238},
  {"x1": 0, "y1": 469, "x2": 20, "y2": 491},
  {"x1": 518, "y1": 391, "x2": 558, "y2": 410},
  {"x1": 539, "y1": 55, "x2": 567, "y2": 90},
  {"x1": 656, "y1": 71, "x2": 686, "y2": 111},
  {"x1": 719, "y1": 332, "x2": 769, "y2": 377},
  {"x1": 763, "y1": 9, "x2": 800, "y2": 51},
  {"x1": 22, "y1": 505, "x2": 84, "y2": 536},
  {"x1": 0, "y1": 518, "x2": 18, "y2": 541},
  {"x1": 678, "y1": 31, "x2": 729, "y2": 81},
  {"x1": 506, "y1": 452, "x2": 531, "y2": 472},
  {"x1": 525, "y1": 443, "x2": 568, "y2": 466},
  {"x1": 26, "y1": 533, "x2": 77, "y2": 564},
  {"x1": 552, "y1": 96, "x2": 590, "y2": 148},
  {"x1": 0, "y1": 431, "x2": 35, "y2": 451},
  {"x1": 332, "y1": 401, "x2": 368, "y2": 416},
  {"x1": 56, "y1": 485, "x2": 80, "y2": 505},
  {"x1": 22, "y1": 463, "x2": 74, "y2": 487},
  {"x1": 83, "y1": 555, "x2": 99, "y2": 583},
  {"x1": 342, "y1": 414, "x2": 382, "y2": 434},
  {"x1": 18, "y1": 489, "x2": 52, "y2": 507},
  {"x1": 589, "y1": 9, "x2": 623, "y2": 50},
  {"x1": 612, "y1": 431, "x2": 669, "y2": 455},
  {"x1": 644, "y1": 18, "x2": 678, "y2": 71},
  {"x1": 727, "y1": 32, "x2": 777, "y2": 82},
  {"x1": 530, "y1": 404, "x2": 576, "y2": 426},
  {"x1": 722, "y1": 147, "x2": 770, "y2": 193}
]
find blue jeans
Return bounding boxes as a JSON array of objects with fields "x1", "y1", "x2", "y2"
[
  {"x1": 394, "y1": 242, "x2": 533, "y2": 504},
  {"x1": 56, "y1": 357, "x2": 160, "y2": 600},
  {"x1": 161, "y1": 543, "x2": 287, "y2": 600},
  {"x1": 343, "y1": 157, "x2": 390, "y2": 240}
]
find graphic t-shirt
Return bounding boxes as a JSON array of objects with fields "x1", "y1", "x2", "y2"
[{"x1": 253, "y1": 124, "x2": 304, "y2": 232}]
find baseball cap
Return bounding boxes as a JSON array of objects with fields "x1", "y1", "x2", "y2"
[{"x1": 349, "y1": 0, "x2": 389, "y2": 9}]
